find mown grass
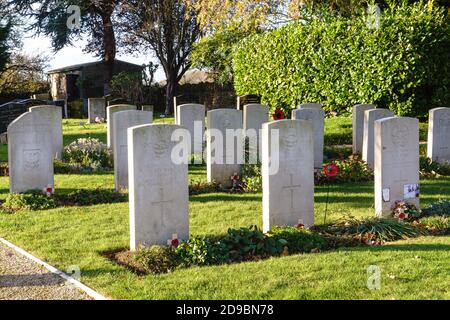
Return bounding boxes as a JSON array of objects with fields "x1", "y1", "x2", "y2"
[{"x1": 0, "y1": 117, "x2": 448, "y2": 300}]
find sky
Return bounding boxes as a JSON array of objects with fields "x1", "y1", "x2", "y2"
[{"x1": 22, "y1": 33, "x2": 166, "y2": 82}]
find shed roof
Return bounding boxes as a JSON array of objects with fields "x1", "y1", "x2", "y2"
[{"x1": 47, "y1": 59, "x2": 144, "y2": 74}]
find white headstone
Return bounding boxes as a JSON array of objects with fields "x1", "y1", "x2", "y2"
[
  {"x1": 362, "y1": 109, "x2": 395, "y2": 169},
  {"x1": 207, "y1": 109, "x2": 243, "y2": 187},
  {"x1": 107, "y1": 104, "x2": 136, "y2": 148},
  {"x1": 128, "y1": 124, "x2": 189, "y2": 250},
  {"x1": 113, "y1": 110, "x2": 153, "y2": 191},
  {"x1": 292, "y1": 108, "x2": 324, "y2": 169},
  {"x1": 243, "y1": 104, "x2": 269, "y2": 162},
  {"x1": 176, "y1": 104, "x2": 205, "y2": 156},
  {"x1": 352, "y1": 104, "x2": 375, "y2": 155},
  {"x1": 427, "y1": 107, "x2": 450, "y2": 164},
  {"x1": 374, "y1": 117, "x2": 420, "y2": 217},
  {"x1": 262, "y1": 120, "x2": 314, "y2": 232},
  {"x1": 29, "y1": 105, "x2": 63, "y2": 160},
  {"x1": 299, "y1": 103, "x2": 323, "y2": 110},
  {"x1": 88, "y1": 98, "x2": 106, "y2": 123},
  {"x1": 8, "y1": 112, "x2": 54, "y2": 193}
]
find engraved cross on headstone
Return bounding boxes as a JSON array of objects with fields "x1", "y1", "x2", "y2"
[
  {"x1": 152, "y1": 186, "x2": 173, "y2": 228},
  {"x1": 282, "y1": 173, "x2": 301, "y2": 210}
]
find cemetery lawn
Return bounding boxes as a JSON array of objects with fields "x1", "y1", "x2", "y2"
[{"x1": 0, "y1": 118, "x2": 448, "y2": 300}]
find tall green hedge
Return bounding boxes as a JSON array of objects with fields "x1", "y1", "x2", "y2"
[{"x1": 233, "y1": 3, "x2": 450, "y2": 118}]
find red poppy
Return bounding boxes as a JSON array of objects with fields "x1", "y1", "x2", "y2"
[
  {"x1": 272, "y1": 108, "x2": 286, "y2": 120},
  {"x1": 323, "y1": 163, "x2": 339, "y2": 178},
  {"x1": 398, "y1": 213, "x2": 406, "y2": 220},
  {"x1": 46, "y1": 187, "x2": 53, "y2": 193},
  {"x1": 296, "y1": 223, "x2": 305, "y2": 229},
  {"x1": 171, "y1": 238, "x2": 180, "y2": 248}
]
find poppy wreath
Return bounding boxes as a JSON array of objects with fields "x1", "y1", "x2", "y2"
[
  {"x1": 272, "y1": 108, "x2": 286, "y2": 120},
  {"x1": 323, "y1": 163, "x2": 340, "y2": 178}
]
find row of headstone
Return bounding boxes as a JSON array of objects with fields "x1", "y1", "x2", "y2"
[
  {"x1": 128, "y1": 119, "x2": 316, "y2": 249},
  {"x1": 427, "y1": 107, "x2": 450, "y2": 164},
  {"x1": 8, "y1": 105, "x2": 62, "y2": 193}
]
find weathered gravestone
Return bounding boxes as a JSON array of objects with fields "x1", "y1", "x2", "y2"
[
  {"x1": 107, "y1": 104, "x2": 136, "y2": 148},
  {"x1": 8, "y1": 111, "x2": 54, "y2": 193},
  {"x1": 299, "y1": 103, "x2": 323, "y2": 110},
  {"x1": 352, "y1": 104, "x2": 376, "y2": 155},
  {"x1": 262, "y1": 120, "x2": 314, "y2": 232},
  {"x1": 374, "y1": 117, "x2": 420, "y2": 217},
  {"x1": 243, "y1": 104, "x2": 269, "y2": 163},
  {"x1": 292, "y1": 108, "x2": 325, "y2": 169},
  {"x1": 237, "y1": 94, "x2": 261, "y2": 110},
  {"x1": 207, "y1": 109, "x2": 243, "y2": 187},
  {"x1": 128, "y1": 124, "x2": 189, "y2": 250},
  {"x1": 113, "y1": 110, "x2": 153, "y2": 191},
  {"x1": 362, "y1": 109, "x2": 395, "y2": 169},
  {"x1": 88, "y1": 98, "x2": 106, "y2": 124},
  {"x1": 176, "y1": 104, "x2": 205, "y2": 156},
  {"x1": 427, "y1": 107, "x2": 450, "y2": 164},
  {"x1": 29, "y1": 105, "x2": 63, "y2": 160}
]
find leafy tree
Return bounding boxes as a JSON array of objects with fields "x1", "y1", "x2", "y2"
[
  {"x1": 120, "y1": 0, "x2": 201, "y2": 115},
  {"x1": 6, "y1": 0, "x2": 122, "y2": 95},
  {"x1": 0, "y1": 52, "x2": 49, "y2": 96},
  {"x1": 0, "y1": 22, "x2": 11, "y2": 73}
]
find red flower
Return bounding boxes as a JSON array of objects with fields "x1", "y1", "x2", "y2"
[
  {"x1": 272, "y1": 108, "x2": 286, "y2": 120},
  {"x1": 296, "y1": 223, "x2": 305, "y2": 229},
  {"x1": 398, "y1": 213, "x2": 406, "y2": 220},
  {"x1": 46, "y1": 187, "x2": 53, "y2": 193},
  {"x1": 171, "y1": 238, "x2": 179, "y2": 248},
  {"x1": 323, "y1": 163, "x2": 339, "y2": 178}
]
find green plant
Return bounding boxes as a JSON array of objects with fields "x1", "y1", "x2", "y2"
[
  {"x1": 0, "y1": 162, "x2": 8, "y2": 176},
  {"x1": 189, "y1": 181, "x2": 223, "y2": 195},
  {"x1": 316, "y1": 156, "x2": 373, "y2": 184},
  {"x1": 242, "y1": 164, "x2": 262, "y2": 192},
  {"x1": 54, "y1": 160, "x2": 83, "y2": 174},
  {"x1": 58, "y1": 189, "x2": 127, "y2": 206},
  {"x1": 419, "y1": 215, "x2": 450, "y2": 235},
  {"x1": 422, "y1": 200, "x2": 450, "y2": 217},
  {"x1": 233, "y1": 3, "x2": 450, "y2": 118},
  {"x1": 2, "y1": 191, "x2": 58, "y2": 213},
  {"x1": 133, "y1": 245, "x2": 181, "y2": 274},
  {"x1": 176, "y1": 237, "x2": 229, "y2": 267},
  {"x1": 314, "y1": 217, "x2": 421, "y2": 245},
  {"x1": 268, "y1": 226, "x2": 326, "y2": 254},
  {"x1": 63, "y1": 138, "x2": 112, "y2": 170},
  {"x1": 223, "y1": 226, "x2": 286, "y2": 261}
]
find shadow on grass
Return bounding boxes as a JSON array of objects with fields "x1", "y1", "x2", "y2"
[
  {"x1": 190, "y1": 194, "x2": 262, "y2": 203},
  {"x1": 341, "y1": 242, "x2": 450, "y2": 253}
]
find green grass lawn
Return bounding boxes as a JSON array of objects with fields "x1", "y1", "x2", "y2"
[{"x1": 0, "y1": 117, "x2": 448, "y2": 300}]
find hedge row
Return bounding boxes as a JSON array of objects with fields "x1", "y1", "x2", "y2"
[{"x1": 232, "y1": 2, "x2": 450, "y2": 118}]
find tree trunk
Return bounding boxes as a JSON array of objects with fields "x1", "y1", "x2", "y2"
[
  {"x1": 165, "y1": 72, "x2": 177, "y2": 115},
  {"x1": 102, "y1": 13, "x2": 116, "y2": 96}
]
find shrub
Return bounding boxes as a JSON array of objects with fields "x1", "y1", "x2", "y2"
[
  {"x1": 63, "y1": 138, "x2": 112, "y2": 170},
  {"x1": 421, "y1": 200, "x2": 450, "y2": 217},
  {"x1": 176, "y1": 237, "x2": 229, "y2": 267},
  {"x1": 419, "y1": 216, "x2": 450, "y2": 234},
  {"x1": 223, "y1": 226, "x2": 286, "y2": 261},
  {"x1": 2, "y1": 191, "x2": 58, "y2": 213},
  {"x1": 268, "y1": 226, "x2": 326, "y2": 254},
  {"x1": 58, "y1": 189, "x2": 127, "y2": 206},
  {"x1": 54, "y1": 160, "x2": 84, "y2": 174},
  {"x1": 317, "y1": 156, "x2": 373, "y2": 184},
  {"x1": 233, "y1": 3, "x2": 450, "y2": 118},
  {"x1": 133, "y1": 246, "x2": 181, "y2": 274},
  {"x1": 313, "y1": 217, "x2": 421, "y2": 245},
  {"x1": 242, "y1": 164, "x2": 262, "y2": 192},
  {"x1": 0, "y1": 162, "x2": 8, "y2": 176}
]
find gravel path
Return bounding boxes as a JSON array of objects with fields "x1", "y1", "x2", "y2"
[{"x1": 0, "y1": 241, "x2": 91, "y2": 300}]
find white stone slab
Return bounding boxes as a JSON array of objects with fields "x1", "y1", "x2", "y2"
[
  {"x1": 107, "y1": 104, "x2": 136, "y2": 148},
  {"x1": 128, "y1": 124, "x2": 189, "y2": 250},
  {"x1": 374, "y1": 117, "x2": 420, "y2": 217},
  {"x1": 427, "y1": 107, "x2": 450, "y2": 164},
  {"x1": 206, "y1": 109, "x2": 243, "y2": 187},
  {"x1": 362, "y1": 109, "x2": 395, "y2": 169},
  {"x1": 88, "y1": 98, "x2": 106, "y2": 123},
  {"x1": 29, "y1": 105, "x2": 63, "y2": 160},
  {"x1": 113, "y1": 110, "x2": 153, "y2": 191},
  {"x1": 8, "y1": 112, "x2": 54, "y2": 193},
  {"x1": 352, "y1": 104, "x2": 375, "y2": 155},
  {"x1": 176, "y1": 104, "x2": 205, "y2": 156},
  {"x1": 292, "y1": 108, "x2": 324, "y2": 169},
  {"x1": 262, "y1": 120, "x2": 314, "y2": 232},
  {"x1": 299, "y1": 103, "x2": 323, "y2": 110},
  {"x1": 243, "y1": 104, "x2": 269, "y2": 163}
]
